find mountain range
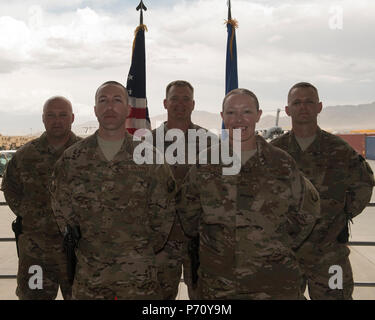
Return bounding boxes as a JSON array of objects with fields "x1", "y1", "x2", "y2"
[
  {"x1": 1, "y1": 101, "x2": 374, "y2": 136},
  {"x1": 76, "y1": 101, "x2": 375, "y2": 136}
]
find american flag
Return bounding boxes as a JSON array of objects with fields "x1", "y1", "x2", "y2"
[{"x1": 125, "y1": 24, "x2": 151, "y2": 135}]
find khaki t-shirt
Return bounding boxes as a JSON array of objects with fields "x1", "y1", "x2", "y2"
[
  {"x1": 295, "y1": 134, "x2": 316, "y2": 152},
  {"x1": 97, "y1": 135, "x2": 125, "y2": 161}
]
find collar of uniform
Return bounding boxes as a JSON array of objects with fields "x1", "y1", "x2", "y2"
[
  {"x1": 63, "y1": 132, "x2": 80, "y2": 152},
  {"x1": 254, "y1": 135, "x2": 268, "y2": 166},
  {"x1": 290, "y1": 127, "x2": 323, "y2": 154},
  {"x1": 67, "y1": 132, "x2": 79, "y2": 145},
  {"x1": 88, "y1": 130, "x2": 135, "y2": 162},
  {"x1": 287, "y1": 131, "x2": 301, "y2": 154},
  {"x1": 162, "y1": 121, "x2": 202, "y2": 148},
  {"x1": 309, "y1": 126, "x2": 323, "y2": 153},
  {"x1": 239, "y1": 135, "x2": 267, "y2": 171},
  {"x1": 38, "y1": 132, "x2": 50, "y2": 151},
  {"x1": 38, "y1": 131, "x2": 79, "y2": 154},
  {"x1": 122, "y1": 131, "x2": 138, "y2": 159},
  {"x1": 163, "y1": 121, "x2": 198, "y2": 132}
]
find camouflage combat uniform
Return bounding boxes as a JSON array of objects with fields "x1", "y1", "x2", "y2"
[
  {"x1": 50, "y1": 131, "x2": 175, "y2": 300},
  {"x1": 180, "y1": 135, "x2": 320, "y2": 299},
  {"x1": 271, "y1": 128, "x2": 375, "y2": 299},
  {"x1": 152, "y1": 122, "x2": 213, "y2": 300},
  {"x1": 1, "y1": 132, "x2": 81, "y2": 300}
]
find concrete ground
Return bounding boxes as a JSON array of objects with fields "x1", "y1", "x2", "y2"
[{"x1": 1, "y1": 160, "x2": 374, "y2": 300}]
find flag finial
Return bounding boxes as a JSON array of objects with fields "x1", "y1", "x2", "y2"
[{"x1": 136, "y1": 0, "x2": 147, "y2": 25}]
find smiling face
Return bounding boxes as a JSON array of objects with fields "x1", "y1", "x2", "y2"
[
  {"x1": 164, "y1": 85, "x2": 195, "y2": 125},
  {"x1": 286, "y1": 87, "x2": 322, "y2": 125},
  {"x1": 94, "y1": 83, "x2": 129, "y2": 135},
  {"x1": 221, "y1": 93, "x2": 262, "y2": 150}
]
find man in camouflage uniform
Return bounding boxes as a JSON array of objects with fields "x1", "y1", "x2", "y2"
[
  {"x1": 1, "y1": 96, "x2": 80, "y2": 299},
  {"x1": 50, "y1": 81, "x2": 175, "y2": 299},
  {"x1": 179, "y1": 88, "x2": 320, "y2": 299},
  {"x1": 152, "y1": 80, "x2": 215, "y2": 300},
  {"x1": 271, "y1": 82, "x2": 375, "y2": 299}
]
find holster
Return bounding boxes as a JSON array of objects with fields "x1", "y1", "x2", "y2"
[
  {"x1": 11, "y1": 216, "x2": 23, "y2": 257},
  {"x1": 63, "y1": 225, "x2": 81, "y2": 285},
  {"x1": 337, "y1": 191, "x2": 354, "y2": 244},
  {"x1": 188, "y1": 235, "x2": 200, "y2": 287},
  {"x1": 337, "y1": 222, "x2": 350, "y2": 244}
]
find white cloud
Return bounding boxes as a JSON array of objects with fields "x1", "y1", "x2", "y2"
[
  {"x1": 0, "y1": 0, "x2": 374, "y2": 134},
  {"x1": 0, "y1": 6, "x2": 134, "y2": 72},
  {"x1": 0, "y1": 16, "x2": 32, "y2": 70},
  {"x1": 267, "y1": 35, "x2": 283, "y2": 43}
]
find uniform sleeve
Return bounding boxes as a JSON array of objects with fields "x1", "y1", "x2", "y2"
[
  {"x1": 147, "y1": 163, "x2": 176, "y2": 253},
  {"x1": 288, "y1": 171, "x2": 320, "y2": 250},
  {"x1": 177, "y1": 165, "x2": 202, "y2": 238},
  {"x1": 49, "y1": 155, "x2": 77, "y2": 235},
  {"x1": 345, "y1": 152, "x2": 374, "y2": 218},
  {"x1": 1, "y1": 156, "x2": 24, "y2": 217}
]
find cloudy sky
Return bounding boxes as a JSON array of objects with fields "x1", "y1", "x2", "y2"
[{"x1": 0, "y1": 0, "x2": 374, "y2": 135}]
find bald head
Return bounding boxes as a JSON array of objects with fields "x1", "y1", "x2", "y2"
[
  {"x1": 43, "y1": 96, "x2": 73, "y2": 114},
  {"x1": 42, "y1": 96, "x2": 74, "y2": 145}
]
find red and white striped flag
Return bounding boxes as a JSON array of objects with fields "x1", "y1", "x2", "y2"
[{"x1": 125, "y1": 23, "x2": 151, "y2": 135}]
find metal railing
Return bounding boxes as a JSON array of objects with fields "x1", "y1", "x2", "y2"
[
  {"x1": 1, "y1": 201, "x2": 375, "y2": 286},
  {"x1": 0, "y1": 201, "x2": 16, "y2": 279}
]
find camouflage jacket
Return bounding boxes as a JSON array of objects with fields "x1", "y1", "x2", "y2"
[
  {"x1": 271, "y1": 128, "x2": 375, "y2": 244},
  {"x1": 1, "y1": 132, "x2": 81, "y2": 238},
  {"x1": 152, "y1": 121, "x2": 216, "y2": 240},
  {"x1": 152, "y1": 121, "x2": 214, "y2": 189},
  {"x1": 179, "y1": 135, "x2": 320, "y2": 299},
  {"x1": 50, "y1": 131, "x2": 175, "y2": 298}
]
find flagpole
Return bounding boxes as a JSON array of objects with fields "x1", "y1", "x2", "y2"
[{"x1": 228, "y1": 0, "x2": 232, "y2": 20}]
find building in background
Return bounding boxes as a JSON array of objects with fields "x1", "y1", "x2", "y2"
[
  {"x1": 336, "y1": 133, "x2": 375, "y2": 160},
  {"x1": 0, "y1": 134, "x2": 36, "y2": 150}
]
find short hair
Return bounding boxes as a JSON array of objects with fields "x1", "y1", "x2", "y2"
[
  {"x1": 222, "y1": 88, "x2": 260, "y2": 111},
  {"x1": 95, "y1": 81, "x2": 128, "y2": 102},
  {"x1": 43, "y1": 96, "x2": 73, "y2": 114},
  {"x1": 165, "y1": 80, "x2": 194, "y2": 98},
  {"x1": 287, "y1": 82, "x2": 320, "y2": 103}
]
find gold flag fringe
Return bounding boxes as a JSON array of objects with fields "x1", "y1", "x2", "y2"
[
  {"x1": 225, "y1": 19, "x2": 238, "y2": 60},
  {"x1": 132, "y1": 24, "x2": 148, "y2": 53}
]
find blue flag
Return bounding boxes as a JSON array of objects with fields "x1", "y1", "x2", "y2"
[
  {"x1": 225, "y1": 20, "x2": 238, "y2": 94},
  {"x1": 222, "y1": 19, "x2": 239, "y2": 134}
]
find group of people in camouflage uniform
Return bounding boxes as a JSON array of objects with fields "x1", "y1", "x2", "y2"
[{"x1": 1, "y1": 80, "x2": 374, "y2": 300}]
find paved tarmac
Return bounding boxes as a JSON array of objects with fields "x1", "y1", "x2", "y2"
[{"x1": 0, "y1": 160, "x2": 374, "y2": 300}]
